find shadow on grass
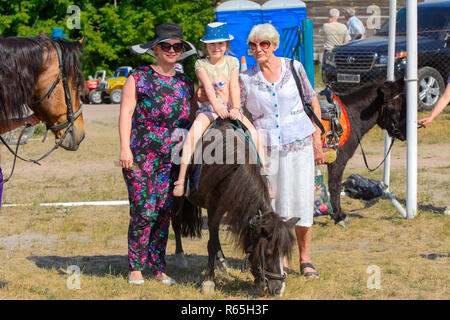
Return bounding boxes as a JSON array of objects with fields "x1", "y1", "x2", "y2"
[{"x1": 27, "y1": 253, "x2": 260, "y2": 297}]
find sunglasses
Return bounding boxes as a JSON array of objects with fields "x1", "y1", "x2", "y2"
[
  {"x1": 159, "y1": 42, "x2": 184, "y2": 53},
  {"x1": 249, "y1": 40, "x2": 271, "y2": 51}
]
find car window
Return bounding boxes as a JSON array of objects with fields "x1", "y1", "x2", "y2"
[
  {"x1": 378, "y1": 6, "x2": 450, "y2": 35},
  {"x1": 116, "y1": 70, "x2": 127, "y2": 77}
]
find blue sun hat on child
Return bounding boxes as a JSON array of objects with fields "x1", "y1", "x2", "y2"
[{"x1": 200, "y1": 22, "x2": 234, "y2": 43}]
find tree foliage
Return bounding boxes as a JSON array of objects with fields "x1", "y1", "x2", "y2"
[{"x1": 0, "y1": 0, "x2": 215, "y2": 80}]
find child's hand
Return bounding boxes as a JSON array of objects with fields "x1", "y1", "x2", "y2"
[
  {"x1": 229, "y1": 108, "x2": 240, "y2": 120},
  {"x1": 216, "y1": 107, "x2": 229, "y2": 119}
]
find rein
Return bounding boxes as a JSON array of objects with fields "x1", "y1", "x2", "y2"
[
  {"x1": 346, "y1": 92, "x2": 402, "y2": 172},
  {"x1": 0, "y1": 40, "x2": 83, "y2": 184}
]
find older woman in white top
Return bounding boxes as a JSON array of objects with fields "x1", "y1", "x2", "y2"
[{"x1": 239, "y1": 23, "x2": 324, "y2": 278}]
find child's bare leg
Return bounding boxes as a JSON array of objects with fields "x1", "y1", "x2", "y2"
[{"x1": 174, "y1": 113, "x2": 213, "y2": 197}]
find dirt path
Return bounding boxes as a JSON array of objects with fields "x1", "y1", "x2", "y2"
[{"x1": 82, "y1": 104, "x2": 120, "y2": 120}]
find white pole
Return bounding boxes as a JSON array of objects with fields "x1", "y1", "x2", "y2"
[
  {"x1": 384, "y1": 0, "x2": 397, "y2": 191},
  {"x1": 2, "y1": 200, "x2": 130, "y2": 207},
  {"x1": 406, "y1": 0, "x2": 418, "y2": 218},
  {"x1": 383, "y1": 0, "x2": 407, "y2": 218}
]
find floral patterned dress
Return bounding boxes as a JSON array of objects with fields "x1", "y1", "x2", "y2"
[{"x1": 123, "y1": 65, "x2": 194, "y2": 273}]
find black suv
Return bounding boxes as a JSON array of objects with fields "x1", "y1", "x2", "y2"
[{"x1": 322, "y1": 1, "x2": 450, "y2": 110}]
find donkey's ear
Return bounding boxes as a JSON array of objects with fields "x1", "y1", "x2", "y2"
[{"x1": 285, "y1": 217, "x2": 300, "y2": 229}]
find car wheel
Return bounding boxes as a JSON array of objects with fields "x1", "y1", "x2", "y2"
[
  {"x1": 89, "y1": 90, "x2": 103, "y2": 104},
  {"x1": 110, "y1": 89, "x2": 122, "y2": 104},
  {"x1": 418, "y1": 67, "x2": 444, "y2": 111}
]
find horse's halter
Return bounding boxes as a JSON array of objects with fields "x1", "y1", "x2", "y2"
[
  {"x1": 380, "y1": 92, "x2": 404, "y2": 139},
  {"x1": 0, "y1": 40, "x2": 83, "y2": 184},
  {"x1": 33, "y1": 40, "x2": 83, "y2": 147},
  {"x1": 241, "y1": 210, "x2": 287, "y2": 286}
]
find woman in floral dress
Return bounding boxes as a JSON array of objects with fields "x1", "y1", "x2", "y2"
[{"x1": 119, "y1": 23, "x2": 197, "y2": 285}]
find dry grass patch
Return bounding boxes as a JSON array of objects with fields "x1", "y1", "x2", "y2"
[{"x1": 0, "y1": 105, "x2": 448, "y2": 300}]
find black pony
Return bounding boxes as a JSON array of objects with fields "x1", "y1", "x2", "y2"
[
  {"x1": 324, "y1": 79, "x2": 407, "y2": 225},
  {"x1": 171, "y1": 119, "x2": 298, "y2": 297}
]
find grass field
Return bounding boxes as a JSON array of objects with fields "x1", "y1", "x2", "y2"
[{"x1": 0, "y1": 104, "x2": 448, "y2": 300}]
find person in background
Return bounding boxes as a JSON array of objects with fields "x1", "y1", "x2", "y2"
[
  {"x1": 344, "y1": 8, "x2": 366, "y2": 41},
  {"x1": 419, "y1": 76, "x2": 450, "y2": 127},
  {"x1": 321, "y1": 8, "x2": 351, "y2": 68}
]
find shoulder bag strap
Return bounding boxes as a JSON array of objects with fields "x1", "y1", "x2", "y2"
[{"x1": 290, "y1": 59, "x2": 325, "y2": 135}]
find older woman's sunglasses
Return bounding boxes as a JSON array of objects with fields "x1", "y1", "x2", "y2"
[
  {"x1": 159, "y1": 42, "x2": 184, "y2": 53},
  {"x1": 249, "y1": 40, "x2": 271, "y2": 51}
]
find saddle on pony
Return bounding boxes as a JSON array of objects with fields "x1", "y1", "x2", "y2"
[
  {"x1": 184, "y1": 118, "x2": 257, "y2": 196},
  {"x1": 318, "y1": 87, "x2": 350, "y2": 162}
]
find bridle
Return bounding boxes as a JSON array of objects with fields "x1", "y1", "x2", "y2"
[
  {"x1": 241, "y1": 210, "x2": 287, "y2": 286},
  {"x1": 381, "y1": 92, "x2": 404, "y2": 138},
  {"x1": 345, "y1": 89, "x2": 404, "y2": 172},
  {"x1": 0, "y1": 40, "x2": 83, "y2": 184}
]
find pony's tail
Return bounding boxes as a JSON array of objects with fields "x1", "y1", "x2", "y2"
[{"x1": 173, "y1": 197, "x2": 202, "y2": 238}]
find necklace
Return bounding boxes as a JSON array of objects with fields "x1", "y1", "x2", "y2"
[{"x1": 152, "y1": 64, "x2": 175, "y2": 77}]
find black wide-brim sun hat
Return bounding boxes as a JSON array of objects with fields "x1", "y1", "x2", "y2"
[{"x1": 130, "y1": 23, "x2": 197, "y2": 60}]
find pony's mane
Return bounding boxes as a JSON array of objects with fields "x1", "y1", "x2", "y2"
[
  {"x1": 0, "y1": 35, "x2": 84, "y2": 129},
  {"x1": 194, "y1": 120, "x2": 294, "y2": 257},
  {"x1": 338, "y1": 81, "x2": 383, "y2": 112}
]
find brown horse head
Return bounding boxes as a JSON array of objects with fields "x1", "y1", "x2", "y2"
[
  {"x1": 378, "y1": 79, "x2": 407, "y2": 141},
  {"x1": 0, "y1": 35, "x2": 86, "y2": 151},
  {"x1": 32, "y1": 36, "x2": 86, "y2": 150}
]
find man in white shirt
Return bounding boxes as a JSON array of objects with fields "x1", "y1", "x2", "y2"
[{"x1": 344, "y1": 8, "x2": 366, "y2": 41}]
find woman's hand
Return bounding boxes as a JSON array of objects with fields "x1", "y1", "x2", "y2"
[
  {"x1": 119, "y1": 147, "x2": 134, "y2": 169},
  {"x1": 418, "y1": 116, "x2": 433, "y2": 128},
  {"x1": 229, "y1": 108, "x2": 240, "y2": 120},
  {"x1": 313, "y1": 138, "x2": 325, "y2": 166},
  {"x1": 196, "y1": 87, "x2": 209, "y2": 103}
]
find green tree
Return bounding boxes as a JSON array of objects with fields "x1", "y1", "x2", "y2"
[{"x1": 0, "y1": 0, "x2": 215, "y2": 80}]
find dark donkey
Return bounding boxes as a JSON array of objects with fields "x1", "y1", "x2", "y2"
[
  {"x1": 324, "y1": 79, "x2": 407, "y2": 226},
  {"x1": 0, "y1": 34, "x2": 86, "y2": 150},
  {"x1": 171, "y1": 118, "x2": 298, "y2": 297}
]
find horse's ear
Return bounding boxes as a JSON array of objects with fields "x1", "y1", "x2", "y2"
[
  {"x1": 380, "y1": 80, "x2": 395, "y2": 94},
  {"x1": 78, "y1": 36, "x2": 86, "y2": 45},
  {"x1": 39, "y1": 31, "x2": 49, "y2": 38},
  {"x1": 285, "y1": 217, "x2": 300, "y2": 229}
]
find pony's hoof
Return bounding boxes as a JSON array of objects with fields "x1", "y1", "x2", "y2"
[
  {"x1": 175, "y1": 252, "x2": 189, "y2": 270},
  {"x1": 202, "y1": 281, "x2": 215, "y2": 295},
  {"x1": 337, "y1": 220, "x2": 347, "y2": 228},
  {"x1": 217, "y1": 257, "x2": 230, "y2": 273}
]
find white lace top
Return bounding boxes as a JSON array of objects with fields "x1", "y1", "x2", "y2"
[{"x1": 239, "y1": 58, "x2": 317, "y2": 149}]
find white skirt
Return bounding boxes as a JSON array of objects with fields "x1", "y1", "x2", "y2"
[{"x1": 266, "y1": 142, "x2": 315, "y2": 227}]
